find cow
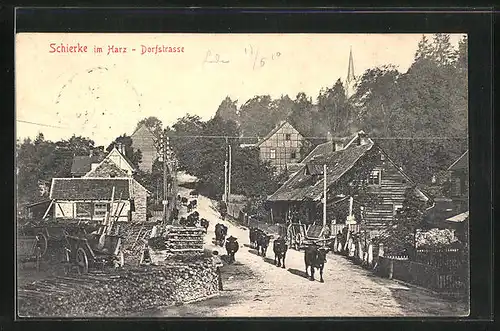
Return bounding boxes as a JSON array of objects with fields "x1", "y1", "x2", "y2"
[
  {"x1": 304, "y1": 243, "x2": 328, "y2": 282},
  {"x1": 215, "y1": 223, "x2": 228, "y2": 247},
  {"x1": 225, "y1": 236, "x2": 239, "y2": 264},
  {"x1": 200, "y1": 218, "x2": 209, "y2": 231},
  {"x1": 249, "y1": 227, "x2": 260, "y2": 248},
  {"x1": 256, "y1": 232, "x2": 272, "y2": 257},
  {"x1": 273, "y1": 236, "x2": 288, "y2": 268}
]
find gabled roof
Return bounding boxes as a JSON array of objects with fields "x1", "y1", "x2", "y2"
[
  {"x1": 50, "y1": 177, "x2": 150, "y2": 200},
  {"x1": 255, "y1": 121, "x2": 303, "y2": 147},
  {"x1": 89, "y1": 146, "x2": 136, "y2": 176},
  {"x1": 268, "y1": 142, "x2": 374, "y2": 202},
  {"x1": 131, "y1": 123, "x2": 158, "y2": 140},
  {"x1": 70, "y1": 155, "x2": 103, "y2": 176},
  {"x1": 448, "y1": 150, "x2": 468, "y2": 171},
  {"x1": 50, "y1": 178, "x2": 131, "y2": 200},
  {"x1": 300, "y1": 133, "x2": 360, "y2": 164},
  {"x1": 268, "y1": 134, "x2": 429, "y2": 203}
]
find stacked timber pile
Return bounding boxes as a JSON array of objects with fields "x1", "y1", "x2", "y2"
[
  {"x1": 118, "y1": 222, "x2": 156, "y2": 266},
  {"x1": 18, "y1": 259, "x2": 219, "y2": 317},
  {"x1": 163, "y1": 226, "x2": 205, "y2": 253}
]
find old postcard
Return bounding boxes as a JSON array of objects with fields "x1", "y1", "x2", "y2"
[{"x1": 16, "y1": 32, "x2": 469, "y2": 317}]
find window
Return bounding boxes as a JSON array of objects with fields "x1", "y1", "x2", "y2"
[
  {"x1": 285, "y1": 134, "x2": 291, "y2": 141},
  {"x1": 393, "y1": 204, "x2": 403, "y2": 215},
  {"x1": 76, "y1": 202, "x2": 92, "y2": 218},
  {"x1": 367, "y1": 170, "x2": 381, "y2": 185},
  {"x1": 94, "y1": 203, "x2": 108, "y2": 217},
  {"x1": 270, "y1": 149, "x2": 276, "y2": 159},
  {"x1": 291, "y1": 151, "x2": 297, "y2": 159}
]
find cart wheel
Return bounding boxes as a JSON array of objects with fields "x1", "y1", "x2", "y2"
[
  {"x1": 63, "y1": 248, "x2": 71, "y2": 275},
  {"x1": 36, "y1": 232, "x2": 48, "y2": 257},
  {"x1": 76, "y1": 247, "x2": 89, "y2": 274},
  {"x1": 35, "y1": 246, "x2": 41, "y2": 272}
]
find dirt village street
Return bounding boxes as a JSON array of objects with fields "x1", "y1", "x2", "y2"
[{"x1": 135, "y1": 175, "x2": 468, "y2": 318}]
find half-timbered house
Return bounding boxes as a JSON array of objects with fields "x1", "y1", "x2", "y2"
[
  {"x1": 48, "y1": 177, "x2": 150, "y2": 222},
  {"x1": 267, "y1": 131, "x2": 430, "y2": 237},
  {"x1": 255, "y1": 121, "x2": 305, "y2": 172}
]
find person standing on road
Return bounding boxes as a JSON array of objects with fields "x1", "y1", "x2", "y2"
[{"x1": 212, "y1": 250, "x2": 224, "y2": 290}]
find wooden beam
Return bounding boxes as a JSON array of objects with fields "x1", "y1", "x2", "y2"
[{"x1": 42, "y1": 200, "x2": 55, "y2": 219}]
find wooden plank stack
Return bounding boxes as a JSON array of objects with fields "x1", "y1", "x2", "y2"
[{"x1": 163, "y1": 226, "x2": 205, "y2": 253}]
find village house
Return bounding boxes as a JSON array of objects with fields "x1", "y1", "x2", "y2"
[
  {"x1": 70, "y1": 144, "x2": 135, "y2": 178},
  {"x1": 45, "y1": 142, "x2": 151, "y2": 222},
  {"x1": 266, "y1": 131, "x2": 430, "y2": 237},
  {"x1": 130, "y1": 123, "x2": 159, "y2": 173},
  {"x1": 423, "y1": 150, "x2": 469, "y2": 241},
  {"x1": 250, "y1": 120, "x2": 305, "y2": 173},
  {"x1": 47, "y1": 177, "x2": 150, "y2": 222}
]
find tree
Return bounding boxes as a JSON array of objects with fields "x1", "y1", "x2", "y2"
[
  {"x1": 136, "y1": 116, "x2": 163, "y2": 139},
  {"x1": 414, "y1": 35, "x2": 434, "y2": 62},
  {"x1": 289, "y1": 92, "x2": 315, "y2": 137},
  {"x1": 383, "y1": 186, "x2": 427, "y2": 257},
  {"x1": 214, "y1": 96, "x2": 239, "y2": 124},
  {"x1": 238, "y1": 95, "x2": 274, "y2": 137},
  {"x1": 317, "y1": 79, "x2": 352, "y2": 136},
  {"x1": 350, "y1": 65, "x2": 401, "y2": 136}
]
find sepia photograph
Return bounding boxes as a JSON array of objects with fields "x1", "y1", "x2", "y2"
[{"x1": 15, "y1": 32, "x2": 469, "y2": 318}]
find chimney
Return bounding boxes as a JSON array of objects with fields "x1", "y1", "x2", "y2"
[
  {"x1": 334, "y1": 140, "x2": 345, "y2": 151},
  {"x1": 326, "y1": 131, "x2": 333, "y2": 142},
  {"x1": 357, "y1": 130, "x2": 369, "y2": 146}
]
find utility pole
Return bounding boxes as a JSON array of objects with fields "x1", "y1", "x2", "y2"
[
  {"x1": 323, "y1": 164, "x2": 327, "y2": 228},
  {"x1": 228, "y1": 141, "x2": 232, "y2": 207},
  {"x1": 223, "y1": 144, "x2": 228, "y2": 203},
  {"x1": 162, "y1": 130, "x2": 169, "y2": 225}
]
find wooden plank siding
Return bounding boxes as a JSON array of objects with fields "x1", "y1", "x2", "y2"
[{"x1": 362, "y1": 160, "x2": 412, "y2": 229}]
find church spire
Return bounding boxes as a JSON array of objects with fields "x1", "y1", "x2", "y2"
[{"x1": 345, "y1": 46, "x2": 356, "y2": 98}]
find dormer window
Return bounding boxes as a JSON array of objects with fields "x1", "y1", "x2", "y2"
[{"x1": 285, "y1": 134, "x2": 291, "y2": 141}]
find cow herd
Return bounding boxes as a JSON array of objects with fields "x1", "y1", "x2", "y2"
[
  {"x1": 176, "y1": 191, "x2": 328, "y2": 282},
  {"x1": 249, "y1": 228, "x2": 288, "y2": 269},
  {"x1": 249, "y1": 227, "x2": 328, "y2": 282},
  {"x1": 176, "y1": 195, "x2": 209, "y2": 231}
]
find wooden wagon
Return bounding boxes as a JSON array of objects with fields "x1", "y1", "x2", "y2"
[
  {"x1": 63, "y1": 233, "x2": 124, "y2": 274},
  {"x1": 17, "y1": 235, "x2": 45, "y2": 271}
]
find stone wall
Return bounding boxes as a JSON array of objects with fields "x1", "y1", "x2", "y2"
[
  {"x1": 18, "y1": 260, "x2": 219, "y2": 317},
  {"x1": 131, "y1": 180, "x2": 148, "y2": 223}
]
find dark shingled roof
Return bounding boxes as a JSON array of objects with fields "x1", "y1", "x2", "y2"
[
  {"x1": 268, "y1": 142, "x2": 374, "y2": 202},
  {"x1": 50, "y1": 178, "x2": 131, "y2": 200},
  {"x1": 70, "y1": 155, "x2": 102, "y2": 176}
]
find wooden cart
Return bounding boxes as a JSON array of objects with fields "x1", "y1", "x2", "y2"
[
  {"x1": 17, "y1": 234, "x2": 45, "y2": 271},
  {"x1": 63, "y1": 233, "x2": 124, "y2": 274}
]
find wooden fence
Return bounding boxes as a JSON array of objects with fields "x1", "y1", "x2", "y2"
[
  {"x1": 332, "y1": 233, "x2": 468, "y2": 297},
  {"x1": 331, "y1": 223, "x2": 361, "y2": 235}
]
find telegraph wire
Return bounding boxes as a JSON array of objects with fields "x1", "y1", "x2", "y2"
[
  {"x1": 16, "y1": 120, "x2": 69, "y2": 129},
  {"x1": 16, "y1": 120, "x2": 467, "y2": 140}
]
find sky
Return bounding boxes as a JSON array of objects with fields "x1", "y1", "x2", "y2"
[{"x1": 16, "y1": 33, "x2": 464, "y2": 147}]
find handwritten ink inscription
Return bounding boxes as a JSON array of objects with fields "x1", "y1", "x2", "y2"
[
  {"x1": 245, "y1": 45, "x2": 281, "y2": 70},
  {"x1": 203, "y1": 50, "x2": 230, "y2": 64}
]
